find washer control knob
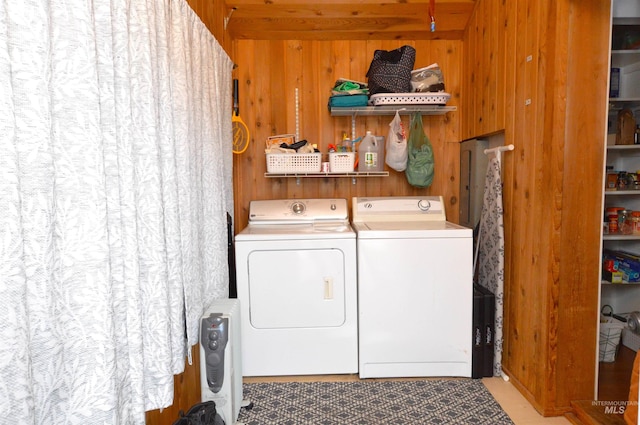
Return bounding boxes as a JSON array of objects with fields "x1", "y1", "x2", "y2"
[
  {"x1": 417, "y1": 199, "x2": 431, "y2": 211},
  {"x1": 291, "y1": 202, "x2": 306, "y2": 215}
]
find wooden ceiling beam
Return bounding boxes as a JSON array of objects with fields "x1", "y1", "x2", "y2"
[{"x1": 224, "y1": 0, "x2": 476, "y2": 40}]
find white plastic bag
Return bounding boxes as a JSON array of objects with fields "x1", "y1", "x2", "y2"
[
  {"x1": 385, "y1": 111, "x2": 408, "y2": 171},
  {"x1": 410, "y1": 63, "x2": 445, "y2": 93}
]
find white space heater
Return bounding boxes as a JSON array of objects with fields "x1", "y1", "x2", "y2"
[{"x1": 199, "y1": 298, "x2": 246, "y2": 425}]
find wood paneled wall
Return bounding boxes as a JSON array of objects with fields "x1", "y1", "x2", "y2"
[
  {"x1": 461, "y1": 0, "x2": 505, "y2": 138},
  {"x1": 462, "y1": 0, "x2": 610, "y2": 416},
  {"x1": 186, "y1": 0, "x2": 232, "y2": 54},
  {"x1": 232, "y1": 39, "x2": 462, "y2": 233},
  {"x1": 554, "y1": 1, "x2": 610, "y2": 409}
]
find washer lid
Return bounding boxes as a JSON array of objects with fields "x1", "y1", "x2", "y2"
[
  {"x1": 352, "y1": 220, "x2": 471, "y2": 239},
  {"x1": 248, "y1": 198, "x2": 348, "y2": 224},
  {"x1": 352, "y1": 196, "x2": 446, "y2": 223}
]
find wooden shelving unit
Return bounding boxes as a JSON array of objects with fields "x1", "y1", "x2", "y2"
[{"x1": 596, "y1": 15, "x2": 640, "y2": 409}]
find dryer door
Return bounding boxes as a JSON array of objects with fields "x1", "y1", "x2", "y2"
[{"x1": 247, "y1": 248, "x2": 346, "y2": 329}]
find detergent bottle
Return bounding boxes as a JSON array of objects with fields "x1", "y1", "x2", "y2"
[{"x1": 358, "y1": 131, "x2": 384, "y2": 172}]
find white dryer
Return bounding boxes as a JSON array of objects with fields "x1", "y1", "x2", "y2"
[
  {"x1": 235, "y1": 198, "x2": 358, "y2": 376},
  {"x1": 352, "y1": 196, "x2": 473, "y2": 379}
]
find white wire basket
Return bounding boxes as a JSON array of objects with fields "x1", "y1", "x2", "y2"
[
  {"x1": 329, "y1": 152, "x2": 355, "y2": 173},
  {"x1": 369, "y1": 92, "x2": 451, "y2": 106},
  {"x1": 266, "y1": 153, "x2": 322, "y2": 173},
  {"x1": 599, "y1": 315, "x2": 625, "y2": 362}
]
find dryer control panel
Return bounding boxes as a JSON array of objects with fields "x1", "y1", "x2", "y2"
[
  {"x1": 352, "y1": 196, "x2": 446, "y2": 223},
  {"x1": 248, "y1": 198, "x2": 348, "y2": 224}
]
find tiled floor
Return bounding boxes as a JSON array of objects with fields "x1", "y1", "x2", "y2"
[{"x1": 483, "y1": 377, "x2": 572, "y2": 424}]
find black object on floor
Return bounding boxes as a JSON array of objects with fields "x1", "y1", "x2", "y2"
[
  {"x1": 472, "y1": 287, "x2": 484, "y2": 379},
  {"x1": 173, "y1": 401, "x2": 225, "y2": 425},
  {"x1": 475, "y1": 284, "x2": 496, "y2": 377}
]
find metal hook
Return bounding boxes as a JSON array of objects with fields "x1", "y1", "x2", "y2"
[{"x1": 224, "y1": 7, "x2": 236, "y2": 30}]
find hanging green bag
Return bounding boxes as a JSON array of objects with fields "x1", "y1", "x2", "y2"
[{"x1": 405, "y1": 112, "x2": 434, "y2": 188}]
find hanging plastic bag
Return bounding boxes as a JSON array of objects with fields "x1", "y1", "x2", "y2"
[
  {"x1": 405, "y1": 112, "x2": 434, "y2": 188},
  {"x1": 385, "y1": 111, "x2": 408, "y2": 172}
]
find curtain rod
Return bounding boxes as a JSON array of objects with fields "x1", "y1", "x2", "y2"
[{"x1": 483, "y1": 144, "x2": 514, "y2": 155}]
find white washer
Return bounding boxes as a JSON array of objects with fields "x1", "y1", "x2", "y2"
[
  {"x1": 352, "y1": 196, "x2": 473, "y2": 378},
  {"x1": 235, "y1": 198, "x2": 358, "y2": 376}
]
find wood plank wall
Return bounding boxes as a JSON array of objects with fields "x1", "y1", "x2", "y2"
[
  {"x1": 186, "y1": 0, "x2": 232, "y2": 54},
  {"x1": 554, "y1": 1, "x2": 609, "y2": 410},
  {"x1": 232, "y1": 39, "x2": 462, "y2": 233},
  {"x1": 462, "y1": 0, "x2": 505, "y2": 138},
  {"x1": 462, "y1": 0, "x2": 610, "y2": 416},
  {"x1": 146, "y1": 0, "x2": 611, "y2": 423}
]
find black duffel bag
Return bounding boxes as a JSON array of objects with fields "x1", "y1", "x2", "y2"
[
  {"x1": 366, "y1": 45, "x2": 416, "y2": 95},
  {"x1": 173, "y1": 401, "x2": 225, "y2": 425}
]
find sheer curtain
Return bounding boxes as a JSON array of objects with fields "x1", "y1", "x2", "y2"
[{"x1": 0, "y1": 1, "x2": 233, "y2": 423}]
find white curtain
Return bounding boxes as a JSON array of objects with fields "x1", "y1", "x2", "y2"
[
  {"x1": 477, "y1": 156, "x2": 506, "y2": 377},
  {"x1": 0, "y1": 0, "x2": 233, "y2": 423}
]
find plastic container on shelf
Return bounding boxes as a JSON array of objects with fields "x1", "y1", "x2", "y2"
[
  {"x1": 633, "y1": 211, "x2": 640, "y2": 235},
  {"x1": 265, "y1": 153, "x2": 322, "y2": 173},
  {"x1": 329, "y1": 152, "x2": 355, "y2": 172},
  {"x1": 609, "y1": 214, "x2": 619, "y2": 234},
  {"x1": 358, "y1": 131, "x2": 384, "y2": 172},
  {"x1": 621, "y1": 209, "x2": 634, "y2": 235}
]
